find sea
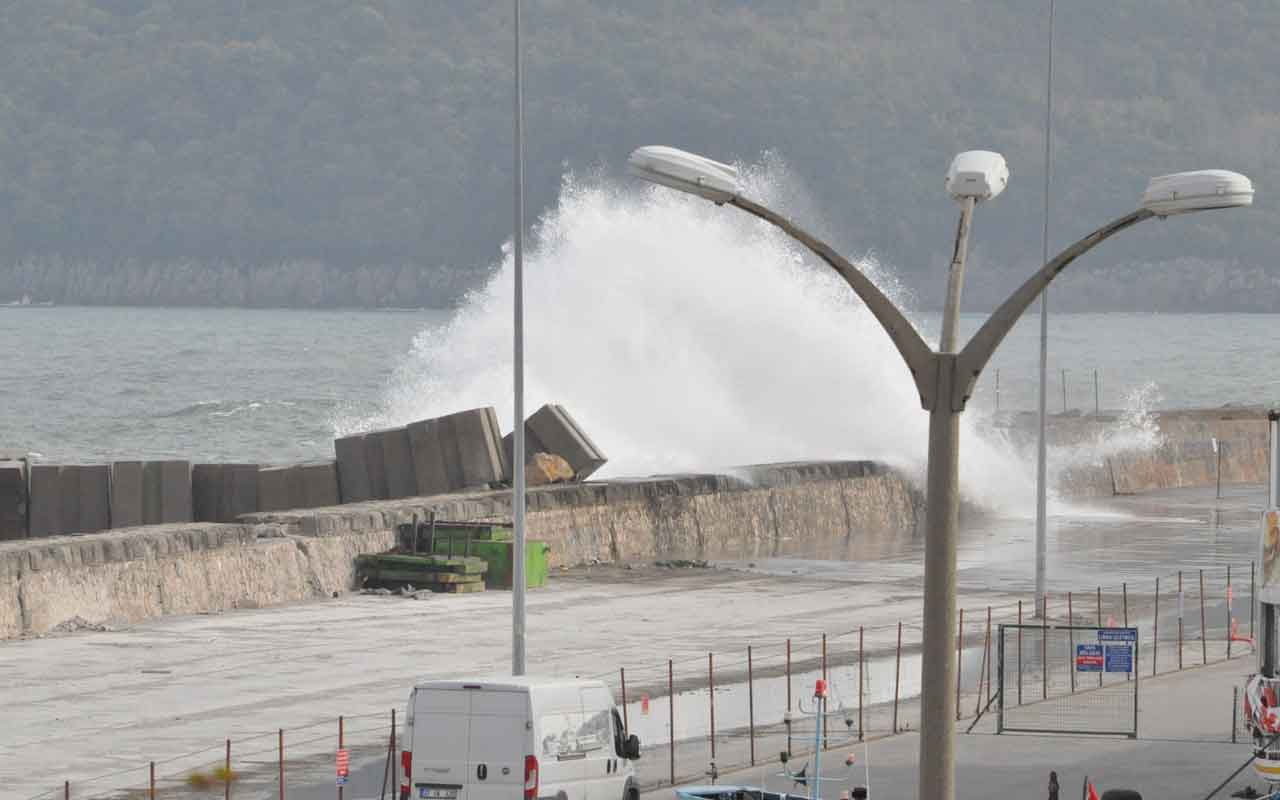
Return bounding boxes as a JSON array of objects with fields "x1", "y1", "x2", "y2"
[{"x1": 1, "y1": 175, "x2": 1274, "y2": 512}]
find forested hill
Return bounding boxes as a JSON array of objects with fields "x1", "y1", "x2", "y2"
[{"x1": 0, "y1": 1, "x2": 1276, "y2": 309}]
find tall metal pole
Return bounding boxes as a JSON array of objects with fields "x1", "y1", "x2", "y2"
[
  {"x1": 1034, "y1": 0, "x2": 1056, "y2": 618},
  {"x1": 511, "y1": 0, "x2": 528, "y2": 676},
  {"x1": 917, "y1": 196, "x2": 974, "y2": 800},
  {"x1": 1265, "y1": 412, "x2": 1280, "y2": 678}
]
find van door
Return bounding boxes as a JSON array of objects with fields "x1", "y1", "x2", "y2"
[
  {"x1": 411, "y1": 689, "x2": 471, "y2": 799},
  {"x1": 466, "y1": 689, "x2": 528, "y2": 800},
  {"x1": 579, "y1": 686, "x2": 624, "y2": 800},
  {"x1": 535, "y1": 704, "x2": 588, "y2": 800}
]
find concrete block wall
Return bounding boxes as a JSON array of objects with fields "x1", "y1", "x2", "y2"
[
  {"x1": 29, "y1": 465, "x2": 112, "y2": 536},
  {"x1": 146, "y1": 461, "x2": 193, "y2": 523},
  {"x1": 258, "y1": 462, "x2": 339, "y2": 512},
  {"x1": 0, "y1": 459, "x2": 921, "y2": 639},
  {"x1": 334, "y1": 435, "x2": 372, "y2": 502},
  {"x1": 409, "y1": 407, "x2": 507, "y2": 494},
  {"x1": 110, "y1": 460, "x2": 193, "y2": 527},
  {"x1": 503, "y1": 403, "x2": 607, "y2": 479},
  {"x1": 337, "y1": 407, "x2": 508, "y2": 503},
  {"x1": 193, "y1": 464, "x2": 260, "y2": 523},
  {"x1": 0, "y1": 460, "x2": 25, "y2": 540}
]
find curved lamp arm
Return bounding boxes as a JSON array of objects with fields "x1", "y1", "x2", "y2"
[
  {"x1": 728, "y1": 195, "x2": 938, "y2": 407},
  {"x1": 954, "y1": 208, "x2": 1154, "y2": 410}
]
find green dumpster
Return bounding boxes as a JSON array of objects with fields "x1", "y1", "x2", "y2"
[{"x1": 431, "y1": 536, "x2": 548, "y2": 589}]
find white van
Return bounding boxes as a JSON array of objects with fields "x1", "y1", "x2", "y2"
[{"x1": 399, "y1": 677, "x2": 641, "y2": 800}]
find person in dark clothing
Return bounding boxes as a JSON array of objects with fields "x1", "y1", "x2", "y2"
[{"x1": 1049, "y1": 770, "x2": 1060, "y2": 800}]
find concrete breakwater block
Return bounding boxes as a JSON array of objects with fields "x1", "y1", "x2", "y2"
[
  {"x1": 27, "y1": 465, "x2": 57, "y2": 532},
  {"x1": 143, "y1": 461, "x2": 192, "y2": 524},
  {"x1": 0, "y1": 460, "x2": 28, "y2": 540},
  {"x1": 504, "y1": 404, "x2": 607, "y2": 480},
  {"x1": 113, "y1": 460, "x2": 192, "y2": 526},
  {"x1": 110, "y1": 461, "x2": 145, "y2": 528},
  {"x1": 409, "y1": 407, "x2": 508, "y2": 496},
  {"x1": 29, "y1": 464, "x2": 111, "y2": 536},
  {"x1": 258, "y1": 461, "x2": 340, "y2": 512},
  {"x1": 364, "y1": 433, "x2": 389, "y2": 501},
  {"x1": 371, "y1": 427, "x2": 417, "y2": 499},
  {"x1": 258, "y1": 465, "x2": 291, "y2": 512},
  {"x1": 335, "y1": 428, "x2": 416, "y2": 502},
  {"x1": 335, "y1": 434, "x2": 372, "y2": 503},
  {"x1": 77, "y1": 465, "x2": 111, "y2": 533},
  {"x1": 193, "y1": 463, "x2": 260, "y2": 522}
]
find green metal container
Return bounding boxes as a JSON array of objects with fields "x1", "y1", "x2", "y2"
[{"x1": 431, "y1": 537, "x2": 548, "y2": 589}]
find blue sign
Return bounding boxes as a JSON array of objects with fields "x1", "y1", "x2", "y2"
[
  {"x1": 1097, "y1": 628, "x2": 1138, "y2": 643},
  {"x1": 1104, "y1": 644, "x2": 1133, "y2": 673},
  {"x1": 1076, "y1": 644, "x2": 1104, "y2": 671}
]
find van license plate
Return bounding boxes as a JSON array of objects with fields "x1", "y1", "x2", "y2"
[{"x1": 419, "y1": 789, "x2": 458, "y2": 800}]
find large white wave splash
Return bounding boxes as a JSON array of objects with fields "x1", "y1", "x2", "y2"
[{"x1": 339, "y1": 165, "x2": 1153, "y2": 515}]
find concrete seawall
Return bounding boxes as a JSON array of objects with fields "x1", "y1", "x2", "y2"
[
  {"x1": 1011, "y1": 406, "x2": 1270, "y2": 497},
  {"x1": 0, "y1": 407, "x2": 1269, "y2": 640},
  {"x1": 0, "y1": 461, "x2": 920, "y2": 639}
]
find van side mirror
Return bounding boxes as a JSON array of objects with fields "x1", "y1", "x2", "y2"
[{"x1": 624, "y1": 734, "x2": 641, "y2": 760}]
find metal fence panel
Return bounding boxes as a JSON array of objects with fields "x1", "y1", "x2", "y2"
[{"x1": 998, "y1": 624, "x2": 1138, "y2": 739}]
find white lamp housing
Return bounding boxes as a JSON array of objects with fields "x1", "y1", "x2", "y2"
[
  {"x1": 1141, "y1": 169, "x2": 1254, "y2": 216},
  {"x1": 945, "y1": 150, "x2": 1009, "y2": 203},
  {"x1": 628, "y1": 146, "x2": 740, "y2": 204}
]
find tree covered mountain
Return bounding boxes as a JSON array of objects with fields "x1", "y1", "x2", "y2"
[{"x1": 0, "y1": 1, "x2": 1274, "y2": 308}]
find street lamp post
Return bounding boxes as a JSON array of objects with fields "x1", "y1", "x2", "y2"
[
  {"x1": 511, "y1": 0, "x2": 527, "y2": 677},
  {"x1": 627, "y1": 145, "x2": 1253, "y2": 800}
]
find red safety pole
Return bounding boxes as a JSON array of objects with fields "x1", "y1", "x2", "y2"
[
  {"x1": 955, "y1": 607, "x2": 964, "y2": 720},
  {"x1": 985, "y1": 606, "x2": 994, "y2": 703},
  {"x1": 1123, "y1": 581, "x2": 1132, "y2": 681},
  {"x1": 892, "y1": 621, "x2": 903, "y2": 733},
  {"x1": 279, "y1": 729, "x2": 285, "y2": 800},
  {"x1": 747, "y1": 645, "x2": 756, "y2": 766},
  {"x1": 1017, "y1": 600, "x2": 1024, "y2": 706},
  {"x1": 225, "y1": 738, "x2": 231, "y2": 800},
  {"x1": 1200, "y1": 569, "x2": 1208, "y2": 665},
  {"x1": 1154, "y1": 576, "x2": 1161, "y2": 676},
  {"x1": 620, "y1": 668, "x2": 629, "y2": 734},
  {"x1": 338, "y1": 716, "x2": 344, "y2": 800},
  {"x1": 822, "y1": 633, "x2": 828, "y2": 683},
  {"x1": 1067, "y1": 592, "x2": 1076, "y2": 693},
  {"x1": 1228, "y1": 565, "x2": 1234, "y2": 660},
  {"x1": 1041, "y1": 594, "x2": 1048, "y2": 701},
  {"x1": 977, "y1": 606, "x2": 992, "y2": 714},
  {"x1": 1178, "y1": 570, "x2": 1185, "y2": 670},
  {"x1": 1096, "y1": 586, "x2": 1104, "y2": 688},
  {"x1": 858, "y1": 626, "x2": 865, "y2": 741},
  {"x1": 821, "y1": 632, "x2": 830, "y2": 748},
  {"x1": 668, "y1": 659, "x2": 675, "y2": 785},
  {"x1": 786, "y1": 638, "x2": 792, "y2": 712},
  {"x1": 708, "y1": 653, "x2": 716, "y2": 763},
  {"x1": 150, "y1": 762, "x2": 156, "y2": 800},
  {"x1": 64, "y1": 782, "x2": 69, "y2": 800}
]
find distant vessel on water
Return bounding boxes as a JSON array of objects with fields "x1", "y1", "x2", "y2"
[{"x1": 2, "y1": 294, "x2": 53, "y2": 307}]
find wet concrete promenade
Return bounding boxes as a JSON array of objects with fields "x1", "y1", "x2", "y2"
[{"x1": 3, "y1": 484, "x2": 1264, "y2": 799}]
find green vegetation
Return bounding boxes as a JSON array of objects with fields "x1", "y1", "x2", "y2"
[{"x1": 0, "y1": 1, "x2": 1274, "y2": 308}]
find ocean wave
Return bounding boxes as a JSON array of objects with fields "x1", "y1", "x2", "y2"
[{"x1": 158, "y1": 399, "x2": 300, "y2": 419}]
